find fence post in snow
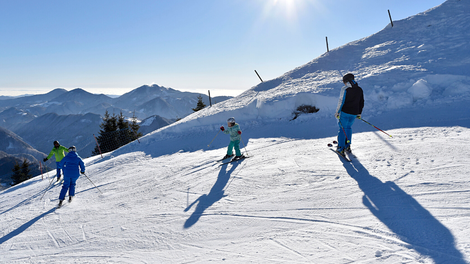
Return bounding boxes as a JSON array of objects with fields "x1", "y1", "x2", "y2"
[
  {"x1": 388, "y1": 10, "x2": 394, "y2": 27},
  {"x1": 208, "y1": 90, "x2": 212, "y2": 107},
  {"x1": 254, "y1": 70, "x2": 264, "y2": 83},
  {"x1": 93, "y1": 134, "x2": 104, "y2": 159},
  {"x1": 326, "y1": 36, "x2": 329, "y2": 52}
]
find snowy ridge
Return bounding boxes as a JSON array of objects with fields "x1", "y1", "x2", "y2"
[
  {"x1": 1, "y1": 0, "x2": 470, "y2": 263},
  {"x1": 108, "y1": 0, "x2": 470, "y2": 155}
]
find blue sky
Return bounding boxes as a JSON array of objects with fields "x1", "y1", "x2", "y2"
[{"x1": 0, "y1": 0, "x2": 444, "y2": 97}]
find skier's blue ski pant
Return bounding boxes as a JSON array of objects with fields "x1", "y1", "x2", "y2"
[
  {"x1": 59, "y1": 174, "x2": 79, "y2": 200},
  {"x1": 337, "y1": 112, "x2": 357, "y2": 151},
  {"x1": 227, "y1": 140, "x2": 241, "y2": 156},
  {"x1": 56, "y1": 162, "x2": 62, "y2": 178}
]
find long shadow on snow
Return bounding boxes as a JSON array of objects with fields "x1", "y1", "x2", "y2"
[
  {"x1": 0, "y1": 177, "x2": 62, "y2": 216},
  {"x1": 183, "y1": 161, "x2": 241, "y2": 229},
  {"x1": 0, "y1": 208, "x2": 56, "y2": 245},
  {"x1": 342, "y1": 157, "x2": 466, "y2": 263}
]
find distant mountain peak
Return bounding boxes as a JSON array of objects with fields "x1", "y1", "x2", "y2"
[
  {"x1": 69, "y1": 88, "x2": 91, "y2": 95},
  {"x1": 134, "y1": 84, "x2": 174, "y2": 93}
]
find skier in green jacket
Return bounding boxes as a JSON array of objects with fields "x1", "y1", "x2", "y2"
[{"x1": 43, "y1": 140, "x2": 69, "y2": 181}]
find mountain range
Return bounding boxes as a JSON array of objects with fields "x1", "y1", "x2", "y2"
[
  {"x1": 0, "y1": 85, "x2": 232, "y2": 188},
  {"x1": 0, "y1": 84, "x2": 232, "y2": 132},
  {"x1": 0, "y1": 126, "x2": 46, "y2": 190}
]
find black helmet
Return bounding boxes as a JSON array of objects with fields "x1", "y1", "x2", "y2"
[
  {"x1": 342, "y1": 73, "x2": 355, "y2": 85},
  {"x1": 68, "y1": 146, "x2": 76, "y2": 152},
  {"x1": 53, "y1": 140, "x2": 60, "y2": 146}
]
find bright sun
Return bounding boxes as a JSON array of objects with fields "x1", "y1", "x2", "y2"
[
  {"x1": 266, "y1": 0, "x2": 303, "y2": 21},
  {"x1": 251, "y1": 0, "x2": 320, "y2": 36}
]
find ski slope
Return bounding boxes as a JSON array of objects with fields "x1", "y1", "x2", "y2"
[
  {"x1": 2, "y1": 0, "x2": 470, "y2": 263},
  {"x1": 1, "y1": 125, "x2": 470, "y2": 263}
]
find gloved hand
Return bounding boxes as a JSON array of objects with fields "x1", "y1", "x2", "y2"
[
  {"x1": 356, "y1": 114, "x2": 361, "y2": 119},
  {"x1": 81, "y1": 171, "x2": 85, "y2": 174},
  {"x1": 335, "y1": 113, "x2": 340, "y2": 119},
  {"x1": 43, "y1": 158, "x2": 48, "y2": 162},
  {"x1": 237, "y1": 131, "x2": 242, "y2": 135},
  {"x1": 220, "y1": 126, "x2": 225, "y2": 131}
]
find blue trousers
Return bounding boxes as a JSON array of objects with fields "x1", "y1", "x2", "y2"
[
  {"x1": 56, "y1": 162, "x2": 62, "y2": 178},
  {"x1": 227, "y1": 140, "x2": 241, "y2": 156},
  {"x1": 59, "y1": 175, "x2": 79, "y2": 200},
  {"x1": 337, "y1": 112, "x2": 357, "y2": 151}
]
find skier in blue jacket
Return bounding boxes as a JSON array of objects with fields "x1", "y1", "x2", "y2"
[
  {"x1": 57, "y1": 146, "x2": 85, "y2": 207},
  {"x1": 220, "y1": 117, "x2": 244, "y2": 160},
  {"x1": 335, "y1": 73, "x2": 364, "y2": 155}
]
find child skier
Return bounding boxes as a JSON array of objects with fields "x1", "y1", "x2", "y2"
[{"x1": 220, "y1": 117, "x2": 244, "y2": 161}]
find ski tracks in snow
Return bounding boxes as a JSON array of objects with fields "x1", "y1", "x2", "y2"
[{"x1": 1, "y1": 127, "x2": 470, "y2": 263}]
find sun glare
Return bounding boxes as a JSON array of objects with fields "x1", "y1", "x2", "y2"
[
  {"x1": 248, "y1": 0, "x2": 322, "y2": 40},
  {"x1": 260, "y1": 0, "x2": 320, "y2": 24},
  {"x1": 271, "y1": 0, "x2": 300, "y2": 20}
]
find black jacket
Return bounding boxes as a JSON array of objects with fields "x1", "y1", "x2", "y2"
[{"x1": 338, "y1": 84, "x2": 364, "y2": 115}]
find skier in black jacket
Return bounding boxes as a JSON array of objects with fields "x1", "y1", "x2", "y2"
[{"x1": 335, "y1": 73, "x2": 364, "y2": 154}]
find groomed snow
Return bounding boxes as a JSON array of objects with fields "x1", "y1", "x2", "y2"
[{"x1": 1, "y1": 125, "x2": 470, "y2": 263}]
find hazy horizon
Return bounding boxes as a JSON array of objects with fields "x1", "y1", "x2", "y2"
[{"x1": 1, "y1": 0, "x2": 444, "y2": 98}]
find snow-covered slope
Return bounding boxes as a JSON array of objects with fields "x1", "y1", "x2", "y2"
[
  {"x1": 1, "y1": 0, "x2": 470, "y2": 263},
  {"x1": 1, "y1": 126, "x2": 469, "y2": 263},
  {"x1": 104, "y1": 0, "x2": 470, "y2": 160}
]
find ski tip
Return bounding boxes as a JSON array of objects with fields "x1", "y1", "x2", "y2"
[{"x1": 327, "y1": 143, "x2": 333, "y2": 147}]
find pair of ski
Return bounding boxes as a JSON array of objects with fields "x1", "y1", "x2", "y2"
[
  {"x1": 57, "y1": 197, "x2": 73, "y2": 209},
  {"x1": 328, "y1": 141, "x2": 353, "y2": 162},
  {"x1": 217, "y1": 154, "x2": 249, "y2": 165}
]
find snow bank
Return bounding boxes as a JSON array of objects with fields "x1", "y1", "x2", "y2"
[{"x1": 408, "y1": 79, "x2": 432, "y2": 100}]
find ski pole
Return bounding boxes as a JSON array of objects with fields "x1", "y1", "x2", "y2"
[
  {"x1": 359, "y1": 117, "x2": 393, "y2": 138},
  {"x1": 83, "y1": 173, "x2": 103, "y2": 194},
  {"x1": 240, "y1": 135, "x2": 249, "y2": 156},
  {"x1": 207, "y1": 130, "x2": 221, "y2": 147},
  {"x1": 338, "y1": 119, "x2": 350, "y2": 144},
  {"x1": 40, "y1": 175, "x2": 56, "y2": 201}
]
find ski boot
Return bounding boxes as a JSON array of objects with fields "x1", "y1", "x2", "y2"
[
  {"x1": 232, "y1": 155, "x2": 245, "y2": 161},
  {"x1": 336, "y1": 146, "x2": 344, "y2": 154},
  {"x1": 222, "y1": 154, "x2": 234, "y2": 160}
]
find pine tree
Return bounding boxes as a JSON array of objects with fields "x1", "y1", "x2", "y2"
[
  {"x1": 93, "y1": 110, "x2": 119, "y2": 155},
  {"x1": 192, "y1": 95, "x2": 206, "y2": 112},
  {"x1": 93, "y1": 111, "x2": 143, "y2": 156},
  {"x1": 11, "y1": 162, "x2": 22, "y2": 186},
  {"x1": 117, "y1": 112, "x2": 132, "y2": 146},
  {"x1": 130, "y1": 111, "x2": 143, "y2": 140},
  {"x1": 21, "y1": 159, "x2": 32, "y2": 181},
  {"x1": 11, "y1": 159, "x2": 32, "y2": 186}
]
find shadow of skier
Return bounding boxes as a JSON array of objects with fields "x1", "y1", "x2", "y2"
[
  {"x1": 183, "y1": 161, "x2": 241, "y2": 229},
  {"x1": 341, "y1": 157, "x2": 466, "y2": 263},
  {"x1": 0, "y1": 207, "x2": 56, "y2": 245}
]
